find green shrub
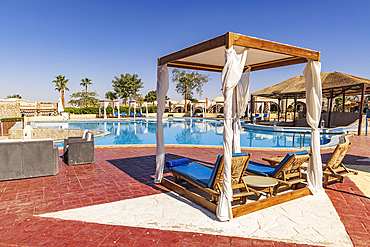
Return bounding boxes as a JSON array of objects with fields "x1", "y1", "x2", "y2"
[
  {"x1": 64, "y1": 107, "x2": 100, "y2": 114},
  {"x1": 0, "y1": 117, "x2": 23, "y2": 122},
  {"x1": 63, "y1": 105, "x2": 157, "y2": 115}
]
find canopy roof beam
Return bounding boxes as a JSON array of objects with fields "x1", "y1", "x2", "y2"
[{"x1": 158, "y1": 32, "x2": 320, "y2": 71}]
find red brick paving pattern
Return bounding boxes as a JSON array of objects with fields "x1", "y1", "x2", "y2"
[{"x1": 0, "y1": 136, "x2": 369, "y2": 246}]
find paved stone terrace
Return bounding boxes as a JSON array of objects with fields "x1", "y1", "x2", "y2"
[{"x1": 0, "y1": 136, "x2": 369, "y2": 246}]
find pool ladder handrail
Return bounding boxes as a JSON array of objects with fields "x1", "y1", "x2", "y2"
[{"x1": 292, "y1": 133, "x2": 306, "y2": 148}]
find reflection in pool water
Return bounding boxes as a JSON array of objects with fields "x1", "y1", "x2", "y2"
[{"x1": 33, "y1": 118, "x2": 338, "y2": 148}]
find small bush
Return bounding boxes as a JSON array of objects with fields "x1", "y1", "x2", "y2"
[
  {"x1": 0, "y1": 117, "x2": 23, "y2": 122},
  {"x1": 64, "y1": 107, "x2": 100, "y2": 114},
  {"x1": 63, "y1": 105, "x2": 157, "y2": 115}
]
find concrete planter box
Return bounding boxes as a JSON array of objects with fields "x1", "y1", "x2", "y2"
[
  {"x1": 63, "y1": 133, "x2": 95, "y2": 166},
  {"x1": 0, "y1": 138, "x2": 58, "y2": 181}
]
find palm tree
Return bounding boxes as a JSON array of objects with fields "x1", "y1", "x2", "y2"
[
  {"x1": 105, "y1": 91, "x2": 117, "y2": 101},
  {"x1": 80, "y1": 78, "x2": 92, "y2": 107},
  {"x1": 52, "y1": 75, "x2": 69, "y2": 108}
]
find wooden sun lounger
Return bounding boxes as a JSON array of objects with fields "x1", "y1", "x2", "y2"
[
  {"x1": 245, "y1": 151, "x2": 311, "y2": 195},
  {"x1": 167, "y1": 153, "x2": 259, "y2": 204},
  {"x1": 321, "y1": 143, "x2": 358, "y2": 187}
]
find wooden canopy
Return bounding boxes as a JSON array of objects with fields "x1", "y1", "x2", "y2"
[
  {"x1": 157, "y1": 32, "x2": 322, "y2": 219},
  {"x1": 252, "y1": 72, "x2": 370, "y2": 99},
  {"x1": 158, "y1": 32, "x2": 320, "y2": 72}
]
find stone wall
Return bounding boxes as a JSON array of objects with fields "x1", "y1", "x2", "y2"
[
  {"x1": 0, "y1": 101, "x2": 21, "y2": 119},
  {"x1": 8, "y1": 127, "x2": 104, "y2": 141},
  {"x1": 296, "y1": 112, "x2": 360, "y2": 128},
  {"x1": 321, "y1": 112, "x2": 360, "y2": 127}
]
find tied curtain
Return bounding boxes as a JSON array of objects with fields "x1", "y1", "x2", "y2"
[
  {"x1": 217, "y1": 46, "x2": 248, "y2": 221},
  {"x1": 303, "y1": 60, "x2": 324, "y2": 195},
  {"x1": 232, "y1": 67, "x2": 251, "y2": 153},
  {"x1": 154, "y1": 65, "x2": 169, "y2": 183},
  {"x1": 57, "y1": 98, "x2": 63, "y2": 113}
]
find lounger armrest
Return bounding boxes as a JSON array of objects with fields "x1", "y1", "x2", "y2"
[
  {"x1": 323, "y1": 171, "x2": 343, "y2": 179},
  {"x1": 276, "y1": 178, "x2": 306, "y2": 186}
]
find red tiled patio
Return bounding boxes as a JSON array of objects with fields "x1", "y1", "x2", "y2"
[{"x1": 0, "y1": 136, "x2": 369, "y2": 246}]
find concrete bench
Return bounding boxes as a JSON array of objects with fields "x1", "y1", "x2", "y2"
[{"x1": 0, "y1": 138, "x2": 59, "y2": 181}]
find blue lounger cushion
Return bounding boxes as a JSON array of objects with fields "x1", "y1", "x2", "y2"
[
  {"x1": 170, "y1": 162, "x2": 212, "y2": 187},
  {"x1": 246, "y1": 161, "x2": 275, "y2": 177},
  {"x1": 170, "y1": 153, "x2": 248, "y2": 188},
  {"x1": 246, "y1": 151, "x2": 308, "y2": 177},
  {"x1": 165, "y1": 158, "x2": 189, "y2": 168}
]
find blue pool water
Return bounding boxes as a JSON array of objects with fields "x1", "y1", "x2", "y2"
[{"x1": 32, "y1": 118, "x2": 341, "y2": 148}]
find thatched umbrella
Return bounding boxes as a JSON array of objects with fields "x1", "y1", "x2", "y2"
[
  {"x1": 252, "y1": 72, "x2": 370, "y2": 98},
  {"x1": 252, "y1": 72, "x2": 370, "y2": 134}
]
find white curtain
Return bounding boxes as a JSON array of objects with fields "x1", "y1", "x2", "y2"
[
  {"x1": 303, "y1": 60, "x2": 324, "y2": 196},
  {"x1": 154, "y1": 65, "x2": 169, "y2": 183},
  {"x1": 217, "y1": 46, "x2": 248, "y2": 221},
  {"x1": 232, "y1": 67, "x2": 251, "y2": 153},
  {"x1": 116, "y1": 101, "x2": 120, "y2": 119},
  {"x1": 261, "y1": 102, "x2": 265, "y2": 120},
  {"x1": 104, "y1": 102, "x2": 109, "y2": 119},
  {"x1": 57, "y1": 98, "x2": 63, "y2": 113}
]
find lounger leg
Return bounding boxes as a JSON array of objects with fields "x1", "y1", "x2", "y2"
[
  {"x1": 273, "y1": 184, "x2": 280, "y2": 196},
  {"x1": 174, "y1": 175, "x2": 185, "y2": 184},
  {"x1": 323, "y1": 175, "x2": 329, "y2": 188},
  {"x1": 267, "y1": 187, "x2": 273, "y2": 198}
]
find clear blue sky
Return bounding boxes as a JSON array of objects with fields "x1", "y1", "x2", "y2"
[{"x1": 1, "y1": 0, "x2": 369, "y2": 103}]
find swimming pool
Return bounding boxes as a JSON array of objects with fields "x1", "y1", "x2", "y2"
[{"x1": 31, "y1": 118, "x2": 343, "y2": 148}]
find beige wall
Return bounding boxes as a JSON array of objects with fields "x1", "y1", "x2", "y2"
[
  {"x1": 0, "y1": 101, "x2": 21, "y2": 119},
  {"x1": 9, "y1": 127, "x2": 104, "y2": 141}
]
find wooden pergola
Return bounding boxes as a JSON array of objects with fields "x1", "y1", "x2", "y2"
[
  {"x1": 99, "y1": 100, "x2": 120, "y2": 119},
  {"x1": 128, "y1": 100, "x2": 148, "y2": 118},
  {"x1": 156, "y1": 32, "x2": 321, "y2": 219},
  {"x1": 159, "y1": 33, "x2": 320, "y2": 72},
  {"x1": 190, "y1": 101, "x2": 206, "y2": 117},
  {"x1": 252, "y1": 72, "x2": 370, "y2": 134}
]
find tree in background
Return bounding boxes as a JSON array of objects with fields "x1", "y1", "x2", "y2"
[
  {"x1": 52, "y1": 75, "x2": 69, "y2": 108},
  {"x1": 80, "y1": 78, "x2": 92, "y2": 107},
  {"x1": 335, "y1": 97, "x2": 346, "y2": 111},
  {"x1": 171, "y1": 69, "x2": 210, "y2": 111},
  {"x1": 6, "y1": 94, "x2": 22, "y2": 99},
  {"x1": 68, "y1": 91, "x2": 99, "y2": 107},
  {"x1": 111, "y1": 73, "x2": 143, "y2": 104},
  {"x1": 105, "y1": 91, "x2": 117, "y2": 101},
  {"x1": 144, "y1": 90, "x2": 169, "y2": 105}
]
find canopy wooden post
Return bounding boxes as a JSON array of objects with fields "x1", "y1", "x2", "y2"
[
  {"x1": 251, "y1": 96, "x2": 255, "y2": 115},
  {"x1": 206, "y1": 98, "x2": 208, "y2": 113},
  {"x1": 358, "y1": 84, "x2": 367, "y2": 136},
  {"x1": 285, "y1": 96, "x2": 288, "y2": 123},
  {"x1": 293, "y1": 94, "x2": 297, "y2": 126},
  {"x1": 327, "y1": 89, "x2": 333, "y2": 128},
  {"x1": 278, "y1": 98, "x2": 281, "y2": 122},
  {"x1": 342, "y1": 89, "x2": 346, "y2": 112}
]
